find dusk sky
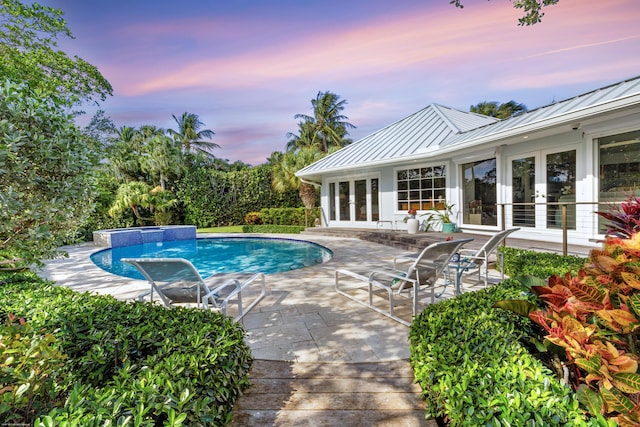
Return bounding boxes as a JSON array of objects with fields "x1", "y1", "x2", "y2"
[{"x1": 42, "y1": 0, "x2": 640, "y2": 165}]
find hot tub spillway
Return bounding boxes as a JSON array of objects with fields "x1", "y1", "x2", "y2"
[{"x1": 92, "y1": 226, "x2": 197, "y2": 248}]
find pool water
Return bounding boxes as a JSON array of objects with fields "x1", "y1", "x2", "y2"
[{"x1": 90, "y1": 237, "x2": 333, "y2": 280}]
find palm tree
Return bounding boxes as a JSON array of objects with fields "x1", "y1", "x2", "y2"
[
  {"x1": 108, "y1": 181, "x2": 153, "y2": 226},
  {"x1": 272, "y1": 147, "x2": 324, "y2": 209},
  {"x1": 294, "y1": 91, "x2": 355, "y2": 153},
  {"x1": 168, "y1": 112, "x2": 219, "y2": 153},
  {"x1": 470, "y1": 100, "x2": 527, "y2": 119},
  {"x1": 107, "y1": 126, "x2": 144, "y2": 182},
  {"x1": 140, "y1": 134, "x2": 184, "y2": 191},
  {"x1": 286, "y1": 119, "x2": 317, "y2": 152}
]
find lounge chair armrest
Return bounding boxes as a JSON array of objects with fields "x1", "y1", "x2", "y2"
[
  {"x1": 369, "y1": 269, "x2": 412, "y2": 283},
  {"x1": 204, "y1": 279, "x2": 242, "y2": 301},
  {"x1": 392, "y1": 253, "x2": 418, "y2": 269}
]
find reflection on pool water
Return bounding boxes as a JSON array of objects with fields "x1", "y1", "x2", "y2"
[{"x1": 90, "y1": 236, "x2": 333, "y2": 280}]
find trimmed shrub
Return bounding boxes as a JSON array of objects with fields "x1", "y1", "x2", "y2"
[
  {"x1": 244, "y1": 211, "x2": 262, "y2": 225},
  {"x1": 499, "y1": 247, "x2": 586, "y2": 278},
  {"x1": 409, "y1": 280, "x2": 594, "y2": 426},
  {"x1": 242, "y1": 224, "x2": 305, "y2": 234},
  {"x1": 0, "y1": 271, "x2": 252, "y2": 425},
  {"x1": 259, "y1": 207, "x2": 320, "y2": 227}
]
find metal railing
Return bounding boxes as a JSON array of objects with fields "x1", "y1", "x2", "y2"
[{"x1": 495, "y1": 201, "x2": 620, "y2": 255}]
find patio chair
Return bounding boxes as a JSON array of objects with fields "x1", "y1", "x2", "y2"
[
  {"x1": 451, "y1": 227, "x2": 520, "y2": 287},
  {"x1": 393, "y1": 229, "x2": 520, "y2": 290},
  {"x1": 122, "y1": 257, "x2": 266, "y2": 322},
  {"x1": 335, "y1": 238, "x2": 473, "y2": 326}
]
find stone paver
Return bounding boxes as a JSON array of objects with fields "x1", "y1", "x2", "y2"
[{"x1": 40, "y1": 234, "x2": 443, "y2": 362}]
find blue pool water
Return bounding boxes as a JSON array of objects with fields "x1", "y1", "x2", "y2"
[{"x1": 90, "y1": 236, "x2": 333, "y2": 280}]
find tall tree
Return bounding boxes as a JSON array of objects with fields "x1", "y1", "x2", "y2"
[
  {"x1": 140, "y1": 134, "x2": 184, "y2": 191},
  {"x1": 470, "y1": 100, "x2": 527, "y2": 119},
  {"x1": 294, "y1": 91, "x2": 355, "y2": 153},
  {"x1": 168, "y1": 112, "x2": 219, "y2": 153},
  {"x1": 272, "y1": 147, "x2": 324, "y2": 209},
  {"x1": 286, "y1": 120, "x2": 313, "y2": 152},
  {"x1": 450, "y1": 0, "x2": 559, "y2": 26},
  {"x1": 0, "y1": 0, "x2": 112, "y2": 103},
  {"x1": 0, "y1": 81, "x2": 98, "y2": 266},
  {"x1": 107, "y1": 126, "x2": 145, "y2": 182}
]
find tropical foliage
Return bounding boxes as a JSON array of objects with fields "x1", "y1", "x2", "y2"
[
  {"x1": 291, "y1": 91, "x2": 354, "y2": 153},
  {"x1": 177, "y1": 164, "x2": 300, "y2": 227},
  {"x1": 273, "y1": 91, "x2": 355, "y2": 209},
  {"x1": 470, "y1": 100, "x2": 527, "y2": 119},
  {"x1": 0, "y1": 0, "x2": 112, "y2": 104},
  {"x1": 0, "y1": 271, "x2": 252, "y2": 425},
  {"x1": 0, "y1": 81, "x2": 98, "y2": 267},
  {"x1": 168, "y1": 112, "x2": 218, "y2": 153},
  {"x1": 410, "y1": 279, "x2": 591, "y2": 426},
  {"x1": 497, "y1": 196, "x2": 640, "y2": 426},
  {"x1": 449, "y1": 0, "x2": 560, "y2": 26}
]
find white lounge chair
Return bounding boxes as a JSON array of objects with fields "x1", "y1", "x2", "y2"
[
  {"x1": 394, "y1": 228, "x2": 520, "y2": 290},
  {"x1": 122, "y1": 257, "x2": 266, "y2": 322},
  {"x1": 450, "y1": 227, "x2": 520, "y2": 287},
  {"x1": 335, "y1": 238, "x2": 473, "y2": 326}
]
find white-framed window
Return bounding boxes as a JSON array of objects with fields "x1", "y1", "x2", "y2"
[
  {"x1": 396, "y1": 165, "x2": 446, "y2": 212},
  {"x1": 597, "y1": 129, "x2": 640, "y2": 232}
]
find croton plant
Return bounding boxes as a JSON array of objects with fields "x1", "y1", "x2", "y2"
[{"x1": 498, "y1": 196, "x2": 640, "y2": 426}]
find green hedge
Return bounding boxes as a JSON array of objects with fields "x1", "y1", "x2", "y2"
[
  {"x1": 0, "y1": 272, "x2": 252, "y2": 426},
  {"x1": 499, "y1": 247, "x2": 587, "y2": 278},
  {"x1": 176, "y1": 165, "x2": 301, "y2": 227},
  {"x1": 259, "y1": 207, "x2": 320, "y2": 227},
  {"x1": 242, "y1": 224, "x2": 306, "y2": 234},
  {"x1": 409, "y1": 280, "x2": 596, "y2": 426}
]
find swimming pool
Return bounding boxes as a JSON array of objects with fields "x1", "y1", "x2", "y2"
[{"x1": 90, "y1": 236, "x2": 333, "y2": 280}]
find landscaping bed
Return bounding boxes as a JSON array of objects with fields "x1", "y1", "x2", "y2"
[
  {"x1": 0, "y1": 271, "x2": 253, "y2": 425},
  {"x1": 409, "y1": 250, "x2": 600, "y2": 426}
]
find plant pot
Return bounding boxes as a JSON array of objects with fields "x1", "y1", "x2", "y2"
[
  {"x1": 441, "y1": 223, "x2": 456, "y2": 233},
  {"x1": 406, "y1": 218, "x2": 420, "y2": 234}
]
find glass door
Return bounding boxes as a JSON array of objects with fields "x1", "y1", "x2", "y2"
[
  {"x1": 329, "y1": 177, "x2": 379, "y2": 224},
  {"x1": 508, "y1": 148, "x2": 576, "y2": 230},
  {"x1": 511, "y1": 156, "x2": 537, "y2": 227},
  {"x1": 545, "y1": 150, "x2": 576, "y2": 230}
]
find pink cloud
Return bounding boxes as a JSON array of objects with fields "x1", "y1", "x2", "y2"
[{"x1": 110, "y1": 0, "x2": 638, "y2": 99}]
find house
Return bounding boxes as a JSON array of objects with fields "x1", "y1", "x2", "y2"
[{"x1": 296, "y1": 75, "x2": 640, "y2": 247}]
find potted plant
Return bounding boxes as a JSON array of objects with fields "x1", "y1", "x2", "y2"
[
  {"x1": 424, "y1": 203, "x2": 456, "y2": 232},
  {"x1": 403, "y1": 208, "x2": 420, "y2": 234}
]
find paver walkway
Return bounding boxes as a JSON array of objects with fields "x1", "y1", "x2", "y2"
[{"x1": 229, "y1": 360, "x2": 435, "y2": 426}]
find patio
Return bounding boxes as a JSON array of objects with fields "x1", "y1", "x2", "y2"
[{"x1": 38, "y1": 230, "x2": 592, "y2": 362}]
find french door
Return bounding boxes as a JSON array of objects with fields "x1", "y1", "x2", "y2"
[
  {"x1": 508, "y1": 148, "x2": 576, "y2": 230},
  {"x1": 329, "y1": 177, "x2": 379, "y2": 224}
]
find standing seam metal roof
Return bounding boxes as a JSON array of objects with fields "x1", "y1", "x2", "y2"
[
  {"x1": 297, "y1": 75, "x2": 640, "y2": 176},
  {"x1": 297, "y1": 104, "x2": 497, "y2": 173}
]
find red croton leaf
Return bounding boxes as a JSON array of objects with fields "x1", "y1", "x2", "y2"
[
  {"x1": 570, "y1": 279, "x2": 606, "y2": 304},
  {"x1": 595, "y1": 309, "x2": 640, "y2": 333},
  {"x1": 621, "y1": 272, "x2": 640, "y2": 290},
  {"x1": 595, "y1": 255, "x2": 621, "y2": 274}
]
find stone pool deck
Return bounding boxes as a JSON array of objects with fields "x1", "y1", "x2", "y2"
[{"x1": 40, "y1": 234, "x2": 431, "y2": 362}]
